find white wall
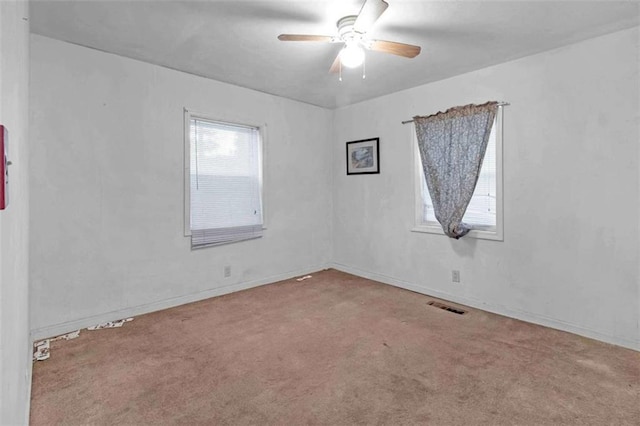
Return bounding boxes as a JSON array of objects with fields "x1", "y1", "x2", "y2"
[
  {"x1": 0, "y1": 0, "x2": 31, "y2": 423},
  {"x1": 29, "y1": 35, "x2": 333, "y2": 337},
  {"x1": 30, "y1": 28, "x2": 640, "y2": 352},
  {"x1": 331, "y1": 27, "x2": 640, "y2": 350}
]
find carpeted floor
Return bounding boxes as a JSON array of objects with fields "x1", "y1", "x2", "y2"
[{"x1": 30, "y1": 269, "x2": 640, "y2": 425}]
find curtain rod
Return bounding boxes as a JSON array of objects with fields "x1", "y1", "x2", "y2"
[{"x1": 401, "y1": 102, "x2": 510, "y2": 124}]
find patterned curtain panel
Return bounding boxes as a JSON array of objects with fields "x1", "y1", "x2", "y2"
[{"x1": 414, "y1": 102, "x2": 498, "y2": 239}]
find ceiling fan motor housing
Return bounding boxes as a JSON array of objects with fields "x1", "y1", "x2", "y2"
[{"x1": 337, "y1": 15, "x2": 364, "y2": 44}]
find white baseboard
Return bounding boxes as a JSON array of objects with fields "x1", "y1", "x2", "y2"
[
  {"x1": 330, "y1": 262, "x2": 640, "y2": 352},
  {"x1": 31, "y1": 264, "x2": 328, "y2": 341},
  {"x1": 31, "y1": 262, "x2": 639, "y2": 352}
]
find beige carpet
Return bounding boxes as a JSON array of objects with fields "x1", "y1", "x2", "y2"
[{"x1": 30, "y1": 269, "x2": 640, "y2": 425}]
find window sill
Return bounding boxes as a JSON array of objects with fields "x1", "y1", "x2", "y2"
[{"x1": 411, "y1": 224, "x2": 503, "y2": 241}]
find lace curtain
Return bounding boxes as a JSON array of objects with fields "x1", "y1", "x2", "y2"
[{"x1": 414, "y1": 102, "x2": 498, "y2": 239}]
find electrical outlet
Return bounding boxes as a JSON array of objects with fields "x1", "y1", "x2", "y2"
[
  {"x1": 452, "y1": 270, "x2": 460, "y2": 283},
  {"x1": 224, "y1": 265, "x2": 231, "y2": 278}
]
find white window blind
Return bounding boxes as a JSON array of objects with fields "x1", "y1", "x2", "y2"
[
  {"x1": 189, "y1": 118, "x2": 263, "y2": 249},
  {"x1": 420, "y1": 119, "x2": 497, "y2": 230}
]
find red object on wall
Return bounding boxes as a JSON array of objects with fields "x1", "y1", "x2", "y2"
[{"x1": 0, "y1": 125, "x2": 8, "y2": 209}]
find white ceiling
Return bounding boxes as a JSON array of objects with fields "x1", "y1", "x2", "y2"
[{"x1": 30, "y1": 0, "x2": 639, "y2": 109}]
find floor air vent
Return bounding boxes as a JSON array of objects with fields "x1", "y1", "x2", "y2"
[{"x1": 427, "y1": 301, "x2": 466, "y2": 315}]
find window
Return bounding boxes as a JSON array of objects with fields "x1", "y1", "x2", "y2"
[
  {"x1": 414, "y1": 107, "x2": 503, "y2": 240},
  {"x1": 184, "y1": 112, "x2": 264, "y2": 249}
]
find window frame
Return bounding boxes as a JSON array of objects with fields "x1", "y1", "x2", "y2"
[
  {"x1": 183, "y1": 109, "x2": 267, "y2": 238},
  {"x1": 411, "y1": 106, "x2": 504, "y2": 241}
]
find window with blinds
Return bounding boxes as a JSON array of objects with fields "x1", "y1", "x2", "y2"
[
  {"x1": 416, "y1": 112, "x2": 502, "y2": 238},
  {"x1": 186, "y1": 116, "x2": 263, "y2": 249}
]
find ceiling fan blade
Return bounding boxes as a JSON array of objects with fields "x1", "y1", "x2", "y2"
[
  {"x1": 369, "y1": 40, "x2": 421, "y2": 58},
  {"x1": 278, "y1": 34, "x2": 333, "y2": 42},
  {"x1": 354, "y1": 0, "x2": 389, "y2": 33},
  {"x1": 329, "y1": 52, "x2": 341, "y2": 74}
]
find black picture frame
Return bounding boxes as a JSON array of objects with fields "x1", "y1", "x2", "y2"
[{"x1": 346, "y1": 137, "x2": 380, "y2": 175}]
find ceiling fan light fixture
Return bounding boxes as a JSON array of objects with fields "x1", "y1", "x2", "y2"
[
  {"x1": 277, "y1": 0, "x2": 420, "y2": 74},
  {"x1": 340, "y1": 42, "x2": 365, "y2": 68}
]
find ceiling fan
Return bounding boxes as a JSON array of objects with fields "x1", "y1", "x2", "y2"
[{"x1": 278, "y1": 0, "x2": 421, "y2": 74}]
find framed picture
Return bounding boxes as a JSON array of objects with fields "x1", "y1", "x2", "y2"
[{"x1": 346, "y1": 137, "x2": 379, "y2": 175}]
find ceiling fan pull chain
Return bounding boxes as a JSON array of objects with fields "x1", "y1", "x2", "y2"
[
  {"x1": 339, "y1": 59, "x2": 343, "y2": 82},
  {"x1": 362, "y1": 54, "x2": 366, "y2": 79}
]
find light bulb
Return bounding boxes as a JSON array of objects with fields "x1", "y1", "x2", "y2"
[{"x1": 340, "y1": 42, "x2": 364, "y2": 68}]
